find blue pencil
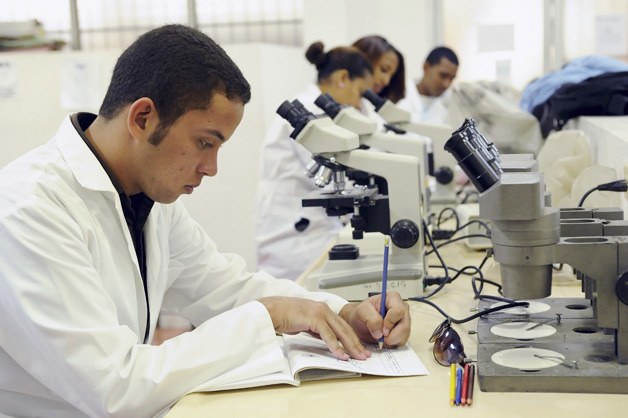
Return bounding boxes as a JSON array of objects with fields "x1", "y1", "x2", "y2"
[
  {"x1": 455, "y1": 365, "x2": 463, "y2": 405},
  {"x1": 378, "y1": 237, "x2": 390, "y2": 350}
]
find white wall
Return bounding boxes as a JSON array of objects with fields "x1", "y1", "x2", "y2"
[
  {"x1": 303, "y1": 0, "x2": 434, "y2": 83},
  {"x1": 564, "y1": 0, "x2": 628, "y2": 61},
  {"x1": 0, "y1": 50, "x2": 119, "y2": 167},
  {"x1": 573, "y1": 116, "x2": 628, "y2": 214},
  {"x1": 442, "y1": 0, "x2": 544, "y2": 91}
]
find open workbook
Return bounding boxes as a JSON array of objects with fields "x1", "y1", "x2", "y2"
[{"x1": 189, "y1": 332, "x2": 429, "y2": 393}]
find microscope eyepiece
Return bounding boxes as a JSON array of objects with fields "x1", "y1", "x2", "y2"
[
  {"x1": 362, "y1": 89, "x2": 386, "y2": 111},
  {"x1": 314, "y1": 94, "x2": 342, "y2": 119},
  {"x1": 444, "y1": 118, "x2": 501, "y2": 192},
  {"x1": 276, "y1": 100, "x2": 299, "y2": 121},
  {"x1": 276, "y1": 99, "x2": 319, "y2": 140}
]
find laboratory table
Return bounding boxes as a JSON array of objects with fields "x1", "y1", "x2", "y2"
[{"x1": 167, "y1": 241, "x2": 628, "y2": 418}]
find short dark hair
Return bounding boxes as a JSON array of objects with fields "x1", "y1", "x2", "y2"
[
  {"x1": 99, "y1": 24, "x2": 251, "y2": 139},
  {"x1": 305, "y1": 41, "x2": 373, "y2": 83},
  {"x1": 353, "y1": 35, "x2": 406, "y2": 103},
  {"x1": 425, "y1": 46, "x2": 459, "y2": 66}
]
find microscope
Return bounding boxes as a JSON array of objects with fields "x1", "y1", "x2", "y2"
[
  {"x1": 276, "y1": 99, "x2": 425, "y2": 301},
  {"x1": 313, "y1": 93, "x2": 430, "y2": 218},
  {"x1": 444, "y1": 118, "x2": 628, "y2": 394},
  {"x1": 362, "y1": 90, "x2": 459, "y2": 208}
]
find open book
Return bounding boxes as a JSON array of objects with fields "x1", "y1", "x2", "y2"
[{"x1": 190, "y1": 332, "x2": 429, "y2": 392}]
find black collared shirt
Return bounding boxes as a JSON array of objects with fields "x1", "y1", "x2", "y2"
[{"x1": 70, "y1": 112, "x2": 154, "y2": 343}]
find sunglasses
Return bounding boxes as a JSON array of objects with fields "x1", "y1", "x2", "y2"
[{"x1": 429, "y1": 319, "x2": 466, "y2": 366}]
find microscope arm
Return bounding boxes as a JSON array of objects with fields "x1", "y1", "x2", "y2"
[
  {"x1": 359, "y1": 131, "x2": 428, "y2": 162},
  {"x1": 395, "y1": 121, "x2": 458, "y2": 171},
  {"x1": 332, "y1": 149, "x2": 424, "y2": 263}
]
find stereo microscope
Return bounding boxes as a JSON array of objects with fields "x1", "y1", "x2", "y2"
[{"x1": 444, "y1": 118, "x2": 628, "y2": 393}]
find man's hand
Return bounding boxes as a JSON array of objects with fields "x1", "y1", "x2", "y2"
[
  {"x1": 259, "y1": 296, "x2": 371, "y2": 361},
  {"x1": 339, "y1": 291, "x2": 410, "y2": 348}
]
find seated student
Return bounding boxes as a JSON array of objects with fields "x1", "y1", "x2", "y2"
[
  {"x1": 398, "y1": 46, "x2": 459, "y2": 124},
  {"x1": 255, "y1": 41, "x2": 373, "y2": 281},
  {"x1": 353, "y1": 34, "x2": 406, "y2": 103},
  {"x1": 0, "y1": 26, "x2": 411, "y2": 418}
]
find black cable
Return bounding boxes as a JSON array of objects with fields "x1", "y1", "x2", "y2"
[
  {"x1": 436, "y1": 207, "x2": 459, "y2": 229},
  {"x1": 578, "y1": 179, "x2": 627, "y2": 207},
  {"x1": 425, "y1": 234, "x2": 490, "y2": 255},
  {"x1": 459, "y1": 190, "x2": 479, "y2": 204},
  {"x1": 420, "y1": 219, "x2": 449, "y2": 299},
  {"x1": 409, "y1": 298, "x2": 530, "y2": 324},
  {"x1": 472, "y1": 276, "x2": 504, "y2": 296},
  {"x1": 453, "y1": 219, "x2": 490, "y2": 235}
]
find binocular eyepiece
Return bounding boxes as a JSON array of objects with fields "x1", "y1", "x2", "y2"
[
  {"x1": 314, "y1": 94, "x2": 342, "y2": 119},
  {"x1": 362, "y1": 89, "x2": 386, "y2": 111},
  {"x1": 276, "y1": 99, "x2": 318, "y2": 139}
]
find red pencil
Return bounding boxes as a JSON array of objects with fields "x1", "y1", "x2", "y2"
[
  {"x1": 466, "y1": 364, "x2": 476, "y2": 405},
  {"x1": 461, "y1": 363, "x2": 470, "y2": 404}
]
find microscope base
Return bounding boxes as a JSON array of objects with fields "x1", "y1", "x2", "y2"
[
  {"x1": 304, "y1": 254, "x2": 424, "y2": 301},
  {"x1": 476, "y1": 298, "x2": 628, "y2": 394}
]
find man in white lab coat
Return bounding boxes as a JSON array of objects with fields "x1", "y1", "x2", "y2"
[
  {"x1": 398, "y1": 46, "x2": 459, "y2": 124},
  {"x1": 0, "y1": 25, "x2": 410, "y2": 418}
]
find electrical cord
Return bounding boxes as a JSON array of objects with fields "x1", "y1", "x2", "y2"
[
  {"x1": 425, "y1": 234, "x2": 490, "y2": 255},
  {"x1": 409, "y1": 298, "x2": 530, "y2": 324},
  {"x1": 418, "y1": 213, "x2": 526, "y2": 323},
  {"x1": 418, "y1": 226, "x2": 527, "y2": 321},
  {"x1": 577, "y1": 179, "x2": 627, "y2": 207},
  {"x1": 420, "y1": 219, "x2": 450, "y2": 299},
  {"x1": 454, "y1": 219, "x2": 490, "y2": 235},
  {"x1": 436, "y1": 207, "x2": 460, "y2": 229},
  {"x1": 431, "y1": 219, "x2": 490, "y2": 241}
]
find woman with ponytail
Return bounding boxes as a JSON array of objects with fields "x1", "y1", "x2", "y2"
[{"x1": 255, "y1": 42, "x2": 373, "y2": 281}]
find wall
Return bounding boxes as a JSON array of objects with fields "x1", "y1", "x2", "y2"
[
  {"x1": 0, "y1": 50, "x2": 119, "y2": 167},
  {"x1": 442, "y1": 0, "x2": 544, "y2": 91},
  {"x1": 564, "y1": 0, "x2": 628, "y2": 61},
  {"x1": 302, "y1": 0, "x2": 434, "y2": 83},
  {"x1": 573, "y1": 116, "x2": 628, "y2": 214}
]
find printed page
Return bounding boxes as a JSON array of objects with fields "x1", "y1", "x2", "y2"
[{"x1": 284, "y1": 333, "x2": 429, "y2": 382}]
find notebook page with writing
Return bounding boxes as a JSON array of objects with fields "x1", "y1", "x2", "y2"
[
  {"x1": 285, "y1": 333, "x2": 429, "y2": 381},
  {"x1": 188, "y1": 333, "x2": 429, "y2": 393}
]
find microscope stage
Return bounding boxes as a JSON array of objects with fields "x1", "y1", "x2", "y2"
[{"x1": 476, "y1": 297, "x2": 628, "y2": 394}]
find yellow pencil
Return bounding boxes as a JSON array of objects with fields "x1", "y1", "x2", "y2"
[{"x1": 449, "y1": 363, "x2": 456, "y2": 406}]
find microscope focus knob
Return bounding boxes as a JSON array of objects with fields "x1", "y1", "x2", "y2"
[
  {"x1": 434, "y1": 166, "x2": 454, "y2": 185},
  {"x1": 616, "y1": 271, "x2": 628, "y2": 305},
  {"x1": 390, "y1": 219, "x2": 420, "y2": 249}
]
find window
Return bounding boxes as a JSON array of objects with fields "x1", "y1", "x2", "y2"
[{"x1": 0, "y1": 0, "x2": 304, "y2": 50}]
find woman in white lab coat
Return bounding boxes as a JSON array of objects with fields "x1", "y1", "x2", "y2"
[
  {"x1": 255, "y1": 42, "x2": 374, "y2": 280},
  {"x1": 0, "y1": 26, "x2": 411, "y2": 418}
]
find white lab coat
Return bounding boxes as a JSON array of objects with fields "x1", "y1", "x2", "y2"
[
  {"x1": 255, "y1": 84, "x2": 344, "y2": 281},
  {"x1": 0, "y1": 115, "x2": 348, "y2": 418},
  {"x1": 397, "y1": 77, "x2": 451, "y2": 124}
]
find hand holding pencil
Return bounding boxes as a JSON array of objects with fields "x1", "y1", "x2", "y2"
[{"x1": 338, "y1": 237, "x2": 410, "y2": 348}]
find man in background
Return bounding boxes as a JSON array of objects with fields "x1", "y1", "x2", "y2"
[{"x1": 398, "y1": 46, "x2": 459, "y2": 124}]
